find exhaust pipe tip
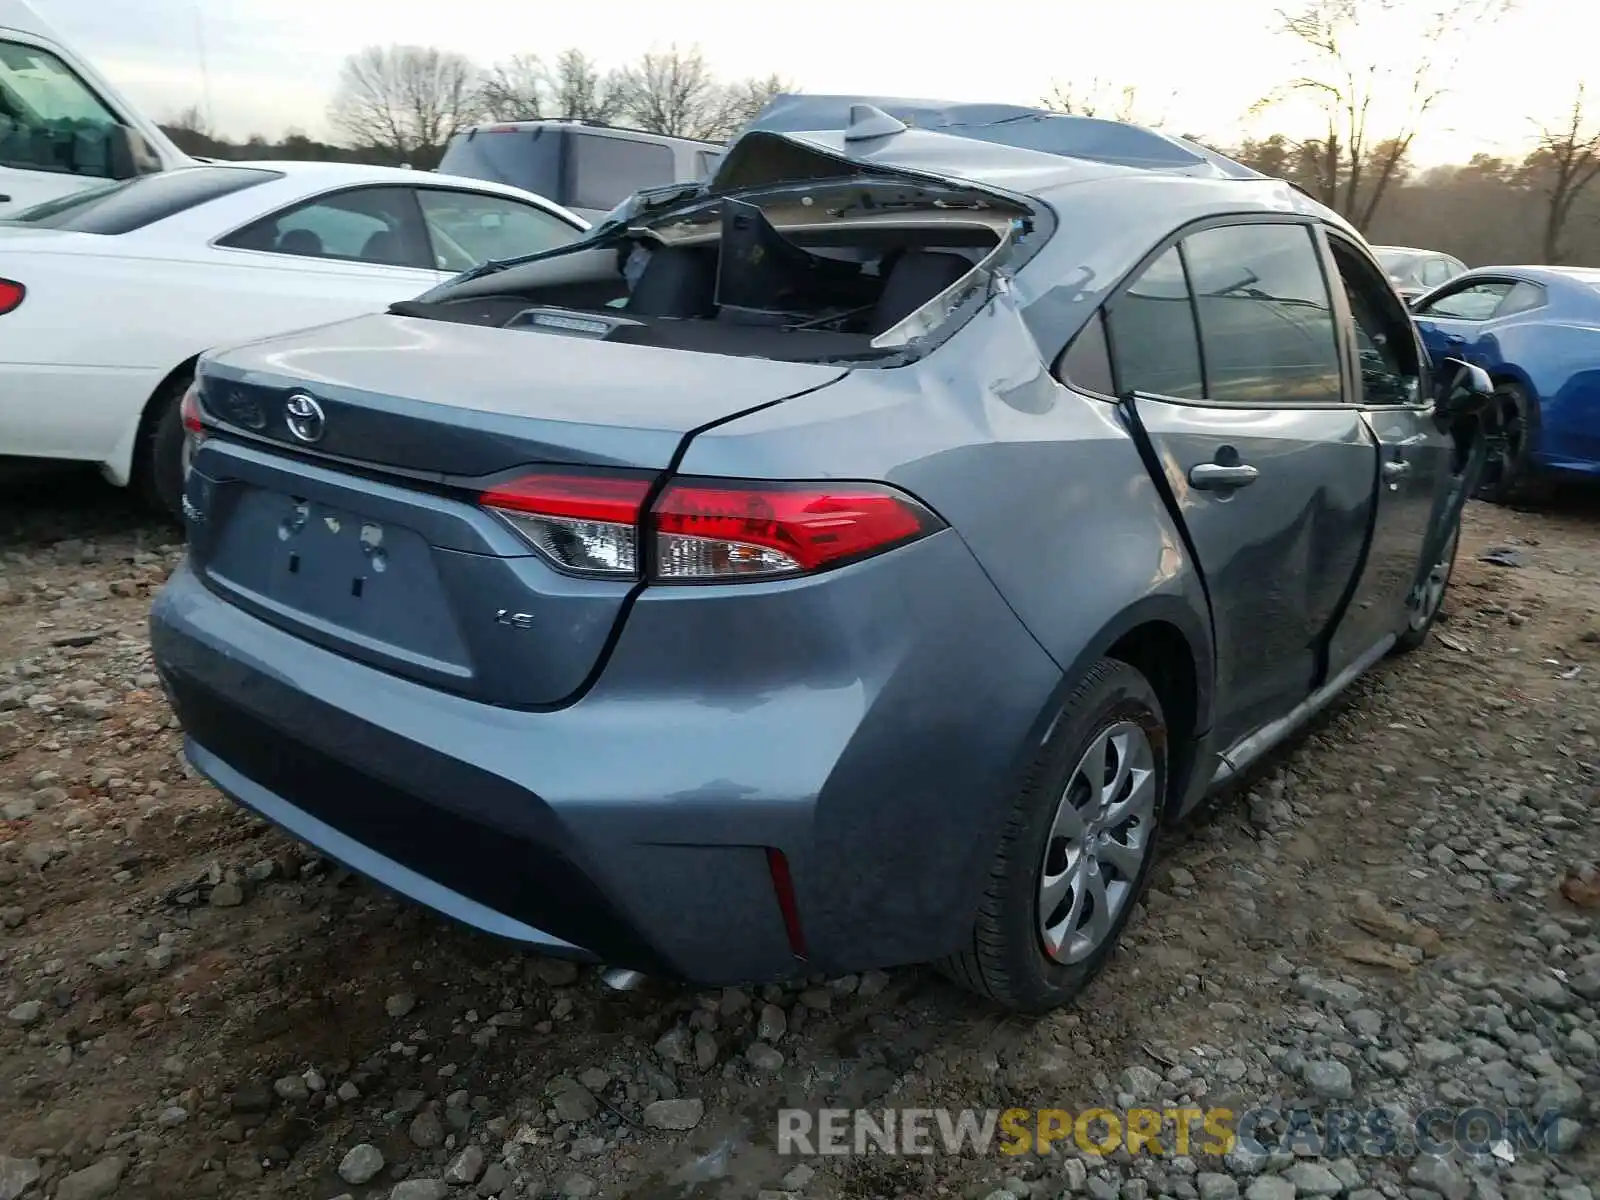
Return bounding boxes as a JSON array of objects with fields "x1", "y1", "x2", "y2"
[{"x1": 599, "y1": 967, "x2": 647, "y2": 992}]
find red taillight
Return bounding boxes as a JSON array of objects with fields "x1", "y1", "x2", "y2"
[
  {"x1": 479, "y1": 472, "x2": 941, "y2": 582},
  {"x1": 481, "y1": 472, "x2": 651, "y2": 577},
  {"x1": 653, "y1": 480, "x2": 939, "y2": 579},
  {"x1": 180, "y1": 385, "x2": 204, "y2": 435},
  {"x1": 0, "y1": 279, "x2": 24, "y2": 315}
]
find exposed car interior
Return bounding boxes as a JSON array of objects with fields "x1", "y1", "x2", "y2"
[{"x1": 389, "y1": 180, "x2": 1034, "y2": 364}]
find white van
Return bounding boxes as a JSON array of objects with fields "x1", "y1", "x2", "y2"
[{"x1": 0, "y1": 0, "x2": 189, "y2": 216}]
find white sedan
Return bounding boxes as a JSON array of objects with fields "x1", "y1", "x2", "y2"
[{"x1": 0, "y1": 160, "x2": 588, "y2": 515}]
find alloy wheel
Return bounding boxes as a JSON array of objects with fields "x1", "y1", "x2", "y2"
[
  {"x1": 1478, "y1": 392, "x2": 1525, "y2": 496},
  {"x1": 1037, "y1": 721, "x2": 1158, "y2": 964}
]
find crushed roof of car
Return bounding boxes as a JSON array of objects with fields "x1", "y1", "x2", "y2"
[{"x1": 735, "y1": 95, "x2": 1268, "y2": 191}]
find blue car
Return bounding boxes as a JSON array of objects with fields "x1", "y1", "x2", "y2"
[
  {"x1": 1411, "y1": 265, "x2": 1600, "y2": 502},
  {"x1": 149, "y1": 96, "x2": 1492, "y2": 1013}
]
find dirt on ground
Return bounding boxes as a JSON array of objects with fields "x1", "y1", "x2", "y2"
[{"x1": 0, "y1": 468, "x2": 1595, "y2": 1200}]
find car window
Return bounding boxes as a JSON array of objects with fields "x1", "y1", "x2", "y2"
[
  {"x1": 1328, "y1": 239, "x2": 1422, "y2": 407},
  {"x1": 0, "y1": 39, "x2": 119, "y2": 178},
  {"x1": 569, "y1": 134, "x2": 675, "y2": 211},
  {"x1": 696, "y1": 150, "x2": 722, "y2": 178},
  {"x1": 4, "y1": 166, "x2": 282, "y2": 233},
  {"x1": 1375, "y1": 250, "x2": 1422, "y2": 284},
  {"x1": 218, "y1": 186, "x2": 431, "y2": 269},
  {"x1": 1057, "y1": 310, "x2": 1115, "y2": 395},
  {"x1": 438, "y1": 127, "x2": 563, "y2": 198},
  {"x1": 1106, "y1": 246, "x2": 1204, "y2": 400},
  {"x1": 1421, "y1": 258, "x2": 1455, "y2": 287},
  {"x1": 416, "y1": 189, "x2": 580, "y2": 272},
  {"x1": 1182, "y1": 223, "x2": 1343, "y2": 406},
  {"x1": 1494, "y1": 280, "x2": 1546, "y2": 318},
  {"x1": 1414, "y1": 281, "x2": 1514, "y2": 320}
]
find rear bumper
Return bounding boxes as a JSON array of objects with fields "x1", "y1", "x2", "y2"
[{"x1": 150, "y1": 534, "x2": 1062, "y2": 984}]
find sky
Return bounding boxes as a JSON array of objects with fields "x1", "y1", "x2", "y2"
[{"x1": 26, "y1": 0, "x2": 1596, "y2": 165}]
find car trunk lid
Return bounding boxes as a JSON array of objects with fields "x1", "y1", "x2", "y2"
[{"x1": 186, "y1": 313, "x2": 848, "y2": 707}]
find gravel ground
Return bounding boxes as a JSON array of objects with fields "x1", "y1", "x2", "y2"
[{"x1": 1, "y1": 467, "x2": 1596, "y2": 1200}]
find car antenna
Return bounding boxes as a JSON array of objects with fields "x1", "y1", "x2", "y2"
[{"x1": 844, "y1": 104, "x2": 909, "y2": 142}]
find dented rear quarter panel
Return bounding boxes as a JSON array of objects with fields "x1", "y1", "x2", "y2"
[{"x1": 677, "y1": 265, "x2": 1217, "y2": 752}]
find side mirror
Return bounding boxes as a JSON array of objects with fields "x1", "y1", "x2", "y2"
[
  {"x1": 1433, "y1": 357, "x2": 1494, "y2": 423},
  {"x1": 107, "y1": 125, "x2": 162, "y2": 180}
]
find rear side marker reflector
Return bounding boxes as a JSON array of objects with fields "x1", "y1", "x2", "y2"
[
  {"x1": 0, "y1": 278, "x2": 24, "y2": 315},
  {"x1": 766, "y1": 848, "x2": 808, "y2": 960},
  {"x1": 479, "y1": 472, "x2": 942, "y2": 582}
]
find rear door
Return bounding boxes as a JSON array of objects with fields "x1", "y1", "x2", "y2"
[
  {"x1": 1321, "y1": 231, "x2": 1456, "y2": 671},
  {"x1": 1111, "y1": 219, "x2": 1377, "y2": 749}
]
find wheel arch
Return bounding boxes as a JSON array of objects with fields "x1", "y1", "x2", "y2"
[
  {"x1": 1486, "y1": 366, "x2": 1543, "y2": 454},
  {"x1": 135, "y1": 355, "x2": 202, "y2": 449},
  {"x1": 1031, "y1": 595, "x2": 1215, "y2": 820},
  {"x1": 114, "y1": 355, "x2": 202, "y2": 487}
]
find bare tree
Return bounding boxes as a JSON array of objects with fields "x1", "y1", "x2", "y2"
[
  {"x1": 722, "y1": 73, "x2": 795, "y2": 131},
  {"x1": 164, "y1": 105, "x2": 212, "y2": 138},
  {"x1": 329, "y1": 45, "x2": 483, "y2": 166},
  {"x1": 480, "y1": 54, "x2": 544, "y2": 122},
  {"x1": 1041, "y1": 77, "x2": 1171, "y2": 127},
  {"x1": 547, "y1": 48, "x2": 628, "y2": 123},
  {"x1": 617, "y1": 45, "x2": 738, "y2": 141},
  {"x1": 1256, "y1": 0, "x2": 1513, "y2": 232},
  {"x1": 1524, "y1": 85, "x2": 1600, "y2": 263}
]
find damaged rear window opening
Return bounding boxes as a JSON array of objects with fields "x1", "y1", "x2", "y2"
[{"x1": 388, "y1": 172, "x2": 1042, "y2": 366}]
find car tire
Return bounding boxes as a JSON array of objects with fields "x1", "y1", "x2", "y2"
[
  {"x1": 1391, "y1": 519, "x2": 1460, "y2": 655},
  {"x1": 1474, "y1": 382, "x2": 1539, "y2": 506},
  {"x1": 134, "y1": 372, "x2": 192, "y2": 524},
  {"x1": 938, "y1": 658, "x2": 1167, "y2": 1013}
]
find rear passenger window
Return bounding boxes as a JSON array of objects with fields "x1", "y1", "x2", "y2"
[
  {"x1": 1106, "y1": 246, "x2": 1204, "y2": 400},
  {"x1": 1058, "y1": 310, "x2": 1115, "y2": 395},
  {"x1": 1182, "y1": 223, "x2": 1342, "y2": 406},
  {"x1": 569, "y1": 135, "x2": 674, "y2": 211},
  {"x1": 1496, "y1": 281, "x2": 1546, "y2": 317}
]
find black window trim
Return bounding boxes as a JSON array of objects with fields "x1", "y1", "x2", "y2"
[
  {"x1": 1090, "y1": 212, "x2": 1354, "y2": 412},
  {"x1": 411, "y1": 184, "x2": 583, "y2": 233},
  {"x1": 1318, "y1": 226, "x2": 1429, "y2": 411},
  {"x1": 210, "y1": 182, "x2": 440, "y2": 271},
  {"x1": 1412, "y1": 274, "x2": 1544, "y2": 322}
]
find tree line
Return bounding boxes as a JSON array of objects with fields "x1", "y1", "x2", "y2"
[
  {"x1": 161, "y1": 43, "x2": 788, "y2": 171},
  {"x1": 1042, "y1": 0, "x2": 1600, "y2": 268},
  {"x1": 160, "y1": 0, "x2": 1600, "y2": 269}
]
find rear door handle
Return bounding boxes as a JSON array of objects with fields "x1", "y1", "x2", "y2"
[{"x1": 1189, "y1": 462, "x2": 1259, "y2": 490}]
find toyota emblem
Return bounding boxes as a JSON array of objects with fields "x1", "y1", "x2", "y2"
[{"x1": 284, "y1": 393, "x2": 325, "y2": 443}]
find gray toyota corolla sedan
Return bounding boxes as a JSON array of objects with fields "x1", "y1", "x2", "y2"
[{"x1": 150, "y1": 96, "x2": 1490, "y2": 1012}]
